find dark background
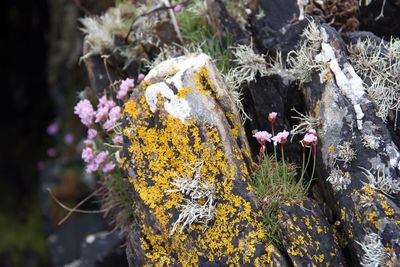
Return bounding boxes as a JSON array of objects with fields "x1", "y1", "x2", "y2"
[{"x1": 2, "y1": 0, "x2": 52, "y2": 265}]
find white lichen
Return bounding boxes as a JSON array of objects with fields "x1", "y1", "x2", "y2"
[
  {"x1": 145, "y1": 82, "x2": 191, "y2": 122},
  {"x1": 167, "y1": 162, "x2": 216, "y2": 234},
  {"x1": 362, "y1": 133, "x2": 382, "y2": 150},
  {"x1": 287, "y1": 20, "x2": 325, "y2": 83},
  {"x1": 326, "y1": 168, "x2": 351, "y2": 191},
  {"x1": 290, "y1": 108, "x2": 318, "y2": 141},
  {"x1": 334, "y1": 141, "x2": 357, "y2": 167},
  {"x1": 227, "y1": 45, "x2": 291, "y2": 122},
  {"x1": 297, "y1": 0, "x2": 309, "y2": 20},
  {"x1": 360, "y1": 166, "x2": 400, "y2": 196},
  {"x1": 315, "y1": 39, "x2": 367, "y2": 129},
  {"x1": 223, "y1": 69, "x2": 250, "y2": 122},
  {"x1": 80, "y1": 4, "x2": 133, "y2": 57},
  {"x1": 231, "y1": 43, "x2": 269, "y2": 85},
  {"x1": 348, "y1": 37, "x2": 400, "y2": 123},
  {"x1": 356, "y1": 232, "x2": 389, "y2": 267}
]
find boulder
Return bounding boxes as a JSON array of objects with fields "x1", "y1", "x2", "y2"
[
  {"x1": 277, "y1": 199, "x2": 346, "y2": 266},
  {"x1": 290, "y1": 20, "x2": 400, "y2": 265},
  {"x1": 122, "y1": 53, "x2": 288, "y2": 265}
]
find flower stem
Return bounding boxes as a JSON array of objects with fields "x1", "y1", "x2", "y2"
[
  {"x1": 272, "y1": 125, "x2": 276, "y2": 157},
  {"x1": 300, "y1": 148, "x2": 306, "y2": 183},
  {"x1": 281, "y1": 144, "x2": 285, "y2": 167}
]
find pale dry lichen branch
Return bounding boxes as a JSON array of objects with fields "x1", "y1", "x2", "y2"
[{"x1": 166, "y1": 161, "x2": 216, "y2": 234}]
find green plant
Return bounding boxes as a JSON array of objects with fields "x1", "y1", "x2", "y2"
[
  {"x1": 177, "y1": 5, "x2": 232, "y2": 73},
  {"x1": 251, "y1": 154, "x2": 307, "y2": 249},
  {"x1": 0, "y1": 198, "x2": 47, "y2": 266},
  {"x1": 99, "y1": 172, "x2": 136, "y2": 234}
]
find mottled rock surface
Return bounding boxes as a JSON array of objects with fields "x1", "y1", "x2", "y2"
[
  {"x1": 122, "y1": 53, "x2": 287, "y2": 265},
  {"x1": 277, "y1": 200, "x2": 346, "y2": 266},
  {"x1": 287, "y1": 20, "x2": 400, "y2": 265}
]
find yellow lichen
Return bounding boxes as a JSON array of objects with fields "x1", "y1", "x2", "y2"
[
  {"x1": 123, "y1": 89, "x2": 274, "y2": 264},
  {"x1": 176, "y1": 87, "x2": 193, "y2": 99}
]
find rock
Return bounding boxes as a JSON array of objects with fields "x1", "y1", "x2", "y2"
[
  {"x1": 122, "y1": 53, "x2": 288, "y2": 265},
  {"x1": 206, "y1": 0, "x2": 250, "y2": 44},
  {"x1": 38, "y1": 161, "x2": 128, "y2": 267},
  {"x1": 291, "y1": 20, "x2": 400, "y2": 264},
  {"x1": 359, "y1": 0, "x2": 400, "y2": 38},
  {"x1": 46, "y1": 213, "x2": 109, "y2": 266},
  {"x1": 74, "y1": 231, "x2": 128, "y2": 267},
  {"x1": 277, "y1": 199, "x2": 346, "y2": 266},
  {"x1": 254, "y1": 0, "x2": 298, "y2": 33}
]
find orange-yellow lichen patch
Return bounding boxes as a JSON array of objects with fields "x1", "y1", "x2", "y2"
[
  {"x1": 193, "y1": 66, "x2": 220, "y2": 99},
  {"x1": 176, "y1": 87, "x2": 193, "y2": 98},
  {"x1": 123, "y1": 92, "x2": 274, "y2": 264}
]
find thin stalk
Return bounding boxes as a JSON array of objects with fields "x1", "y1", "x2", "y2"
[{"x1": 300, "y1": 148, "x2": 306, "y2": 183}]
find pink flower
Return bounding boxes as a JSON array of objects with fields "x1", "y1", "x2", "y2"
[
  {"x1": 308, "y1": 129, "x2": 317, "y2": 136},
  {"x1": 103, "y1": 106, "x2": 121, "y2": 131},
  {"x1": 102, "y1": 161, "x2": 116, "y2": 173},
  {"x1": 95, "y1": 151, "x2": 109, "y2": 165},
  {"x1": 262, "y1": 196, "x2": 269, "y2": 206},
  {"x1": 102, "y1": 120, "x2": 114, "y2": 131},
  {"x1": 95, "y1": 106, "x2": 109, "y2": 123},
  {"x1": 74, "y1": 99, "x2": 94, "y2": 126},
  {"x1": 174, "y1": 4, "x2": 183, "y2": 13},
  {"x1": 301, "y1": 133, "x2": 318, "y2": 147},
  {"x1": 138, "y1": 73, "x2": 145, "y2": 81},
  {"x1": 86, "y1": 162, "x2": 99, "y2": 174},
  {"x1": 112, "y1": 135, "x2": 123, "y2": 144},
  {"x1": 106, "y1": 100, "x2": 116, "y2": 109},
  {"x1": 84, "y1": 139, "x2": 93, "y2": 147},
  {"x1": 98, "y1": 95, "x2": 108, "y2": 107},
  {"x1": 64, "y1": 133, "x2": 74, "y2": 145},
  {"x1": 82, "y1": 147, "x2": 94, "y2": 163},
  {"x1": 271, "y1": 130, "x2": 289, "y2": 146},
  {"x1": 98, "y1": 95, "x2": 115, "y2": 108},
  {"x1": 117, "y1": 78, "x2": 134, "y2": 99},
  {"x1": 88, "y1": 129, "x2": 97, "y2": 139},
  {"x1": 47, "y1": 122, "x2": 59, "y2": 135},
  {"x1": 268, "y1": 112, "x2": 277, "y2": 123},
  {"x1": 109, "y1": 106, "x2": 121, "y2": 121},
  {"x1": 253, "y1": 131, "x2": 272, "y2": 145},
  {"x1": 47, "y1": 148, "x2": 57, "y2": 157}
]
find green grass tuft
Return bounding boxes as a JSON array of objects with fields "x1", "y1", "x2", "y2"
[
  {"x1": 177, "y1": 7, "x2": 232, "y2": 73},
  {"x1": 251, "y1": 154, "x2": 307, "y2": 249},
  {"x1": 99, "y1": 172, "x2": 136, "y2": 235}
]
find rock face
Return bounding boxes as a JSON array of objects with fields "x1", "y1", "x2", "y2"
[
  {"x1": 122, "y1": 53, "x2": 287, "y2": 265},
  {"x1": 301, "y1": 22, "x2": 400, "y2": 265},
  {"x1": 277, "y1": 200, "x2": 346, "y2": 266}
]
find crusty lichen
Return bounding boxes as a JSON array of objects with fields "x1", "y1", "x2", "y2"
[
  {"x1": 356, "y1": 232, "x2": 389, "y2": 267},
  {"x1": 326, "y1": 168, "x2": 352, "y2": 192},
  {"x1": 333, "y1": 141, "x2": 357, "y2": 168},
  {"x1": 123, "y1": 61, "x2": 281, "y2": 264},
  {"x1": 359, "y1": 166, "x2": 400, "y2": 196},
  {"x1": 348, "y1": 37, "x2": 400, "y2": 122}
]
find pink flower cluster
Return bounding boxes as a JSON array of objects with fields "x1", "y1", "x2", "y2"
[
  {"x1": 300, "y1": 129, "x2": 318, "y2": 147},
  {"x1": 117, "y1": 78, "x2": 134, "y2": 99},
  {"x1": 253, "y1": 131, "x2": 272, "y2": 145},
  {"x1": 252, "y1": 112, "x2": 292, "y2": 158},
  {"x1": 271, "y1": 130, "x2": 289, "y2": 146},
  {"x1": 81, "y1": 95, "x2": 121, "y2": 132},
  {"x1": 82, "y1": 147, "x2": 115, "y2": 174},
  {"x1": 74, "y1": 99, "x2": 94, "y2": 126}
]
